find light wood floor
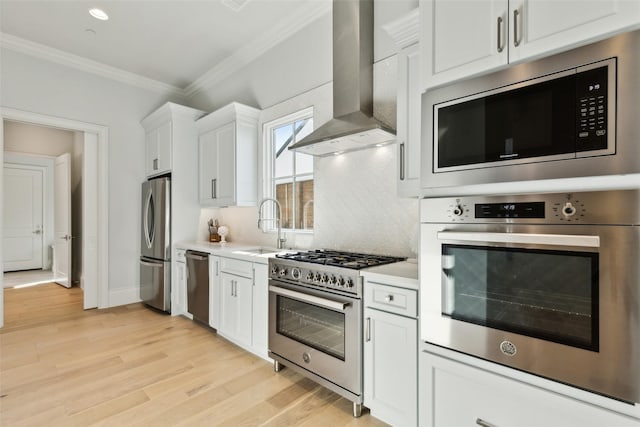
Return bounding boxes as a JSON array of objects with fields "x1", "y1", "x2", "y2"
[{"x1": 0, "y1": 283, "x2": 388, "y2": 426}]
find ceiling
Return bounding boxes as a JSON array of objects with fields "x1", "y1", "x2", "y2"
[{"x1": 0, "y1": 0, "x2": 331, "y2": 94}]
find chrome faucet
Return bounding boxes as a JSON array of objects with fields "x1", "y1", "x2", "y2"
[{"x1": 257, "y1": 198, "x2": 286, "y2": 249}]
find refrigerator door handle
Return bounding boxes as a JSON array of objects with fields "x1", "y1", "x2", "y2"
[
  {"x1": 143, "y1": 188, "x2": 155, "y2": 249},
  {"x1": 140, "y1": 259, "x2": 162, "y2": 268}
]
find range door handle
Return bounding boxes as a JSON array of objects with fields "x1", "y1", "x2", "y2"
[
  {"x1": 437, "y1": 231, "x2": 600, "y2": 248},
  {"x1": 269, "y1": 285, "x2": 350, "y2": 312}
]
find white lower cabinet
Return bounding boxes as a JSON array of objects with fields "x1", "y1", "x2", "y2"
[
  {"x1": 214, "y1": 256, "x2": 269, "y2": 359},
  {"x1": 172, "y1": 248, "x2": 189, "y2": 317},
  {"x1": 364, "y1": 280, "x2": 418, "y2": 426},
  {"x1": 219, "y1": 272, "x2": 253, "y2": 349},
  {"x1": 208, "y1": 255, "x2": 220, "y2": 329},
  {"x1": 420, "y1": 352, "x2": 639, "y2": 427}
]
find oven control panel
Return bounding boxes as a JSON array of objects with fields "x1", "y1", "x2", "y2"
[
  {"x1": 421, "y1": 190, "x2": 640, "y2": 225},
  {"x1": 269, "y1": 259, "x2": 361, "y2": 296}
]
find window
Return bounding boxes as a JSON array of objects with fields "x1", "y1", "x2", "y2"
[{"x1": 263, "y1": 108, "x2": 314, "y2": 232}]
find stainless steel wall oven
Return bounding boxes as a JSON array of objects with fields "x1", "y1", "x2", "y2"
[{"x1": 420, "y1": 190, "x2": 640, "y2": 403}]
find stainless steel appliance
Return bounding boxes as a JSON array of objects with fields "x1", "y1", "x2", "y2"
[
  {"x1": 421, "y1": 30, "x2": 640, "y2": 190},
  {"x1": 268, "y1": 250, "x2": 404, "y2": 417},
  {"x1": 420, "y1": 189, "x2": 640, "y2": 403},
  {"x1": 186, "y1": 250, "x2": 209, "y2": 324},
  {"x1": 140, "y1": 177, "x2": 171, "y2": 312}
]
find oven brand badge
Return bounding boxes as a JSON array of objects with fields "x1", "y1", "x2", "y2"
[{"x1": 500, "y1": 340, "x2": 517, "y2": 356}]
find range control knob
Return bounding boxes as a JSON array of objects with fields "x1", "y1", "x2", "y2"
[
  {"x1": 337, "y1": 277, "x2": 345, "y2": 287},
  {"x1": 279, "y1": 268, "x2": 288, "y2": 277},
  {"x1": 305, "y1": 271, "x2": 314, "y2": 281},
  {"x1": 291, "y1": 268, "x2": 301, "y2": 280},
  {"x1": 346, "y1": 278, "x2": 354, "y2": 288},
  {"x1": 452, "y1": 205, "x2": 464, "y2": 216},
  {"x1": 270, "y1": 266, "x2": 278, "y2": 275},
  {"x1": 562, "y1": 202, "x2": 577, "y2": 217},
  {"x1": 313, "y1": 272, "x2": 321, "y2": 282},
  {"x1": 320, "y1": 274, "x2": 328, "y2": 284}
]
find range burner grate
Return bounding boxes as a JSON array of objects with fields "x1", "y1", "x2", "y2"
[{"x1": 276, "y1": 249, "x2": 405, "y2": 270}]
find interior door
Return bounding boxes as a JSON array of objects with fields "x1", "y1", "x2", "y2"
[
  {"x1": 3, "y1": 166, "x2": 44, "y2": 271},
  {"x1": 54, "y1": 153, "x2": 72, "y2": 288}
]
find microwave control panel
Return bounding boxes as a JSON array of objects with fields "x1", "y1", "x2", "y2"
[{"x1": 576, "y1": 64, "x2": 609, "y2": 152}]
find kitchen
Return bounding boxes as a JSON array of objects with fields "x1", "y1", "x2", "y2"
[{"x1": 1, "y1": 0, "x2": 640, "y2": 426}]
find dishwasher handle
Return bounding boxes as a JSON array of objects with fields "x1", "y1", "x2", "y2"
[{"x1": 185, "y1": 251, "x2": 208, "y2": 261}]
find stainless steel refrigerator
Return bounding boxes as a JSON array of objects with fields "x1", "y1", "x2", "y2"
[{"x1": 140, "y1": 177, "x2": 171, "y2": 312}]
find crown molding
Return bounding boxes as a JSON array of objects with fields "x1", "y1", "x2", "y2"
[
  {"x1": 184, "y1": 0, "x2": 331, "y2": 98},
  {"x1": 0, "y1": 32, "x2": 186, "y2": 99},
  {"x1": 382, "y1": 8, "x2": 420, "y2": 49}
]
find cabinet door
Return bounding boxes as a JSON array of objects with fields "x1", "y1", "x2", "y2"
[
  {"x1": 145, "y1": 129, "x2": 158, "y2": 177},
  {"x1": 421, "y1": 0, "x2": 508, "y2": 90},
  {"x1": 214, "y1": 122, "x2": 236, "y2": 207},
  {"x1": 218, "y1": 272, "x2": 237, "y2": 337},
  {"x1": 174, "y1": 261, "x2": 186, "y2": 316},
  {"x1": 364, "y1": 308, "x2": 417, "y2": 427},
  {"x1": 397, "y1": 43, "x2": 421, "y2": 198},
  {"x1": 234, "y1": 275, "x2": 253, "y2": 349},
  {"x1": 251, "y1": 263, "x2": 268, "y2": 356},
  {"x1": 199, "y1": 129, "x2": 218, "y2": 204},
  {"x1": 209, "y1": 256, "x2": 220, "y2": 329},
  {"x1": 198, "y1": 122, "x2": 236, "y2": 207},
  {"x1": 155, "y1": 121, "x2": 172, "y2": 174},
  {"x1": 509, "y1": 0, "x2": 640, "y2": 63},
  {"x1": 421, "y1": 352, "x2": 640, "y2": 427}
]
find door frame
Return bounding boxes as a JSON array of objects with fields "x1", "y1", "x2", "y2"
[
  {"x1": 0, "y1": 107, "x2": 109, "y2": 327},
  {"x1": 3, "y1": 163, "x2": 47, "y2": 271}
]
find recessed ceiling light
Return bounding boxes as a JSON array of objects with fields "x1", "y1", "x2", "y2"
[{"x1": 89, "y1": 8, "x2": 109, "y2": 21}]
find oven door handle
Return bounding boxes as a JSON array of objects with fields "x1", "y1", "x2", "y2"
[
  {"x1": 269, "y1": 285, "x2": 351, "y2": 312},
  {"x1": 437, "y1": 231, "x2": 600, "y2": 248}
]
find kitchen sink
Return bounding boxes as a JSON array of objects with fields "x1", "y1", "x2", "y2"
[{"x1": 236, "y1": 248, "x2": 280, "y2": 255}]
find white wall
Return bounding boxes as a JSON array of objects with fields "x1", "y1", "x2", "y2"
[{"x1": 1, "y1": 48, "x2": 181, "y2": 305}]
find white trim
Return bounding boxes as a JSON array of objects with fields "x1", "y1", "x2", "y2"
[
  {"x1": 108, "y1": 287, "x2": 142, "y2": 308},
  {"x1": 0, "y1": 33, "x2": 185, "y2": 99},
  {"x1": 184, "y1": 1, "x2": 331, "y2": 98},
  {"x1": 0, "y1": 107, "x2": 109, "y2": 313},
  {"x1": 382, "y1": 8, "x2": 420, "y2": 49}
]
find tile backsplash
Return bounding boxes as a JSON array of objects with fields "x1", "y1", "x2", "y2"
[{"x1": 199, "y1": 144, "x2": 419, "y2": 258}]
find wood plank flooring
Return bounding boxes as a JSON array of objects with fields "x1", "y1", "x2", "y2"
[{"x1": 0, "y1": 284, "x2": 389, "y2": 426}]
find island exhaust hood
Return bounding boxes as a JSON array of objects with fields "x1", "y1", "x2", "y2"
[{"x1": 288, "y1": 0, "x2": 396, "y2": 157}]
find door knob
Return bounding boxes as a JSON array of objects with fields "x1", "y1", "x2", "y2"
[
  {"x1": 60, "y1": 235, "x2": 72, "y2": 241},
  {"x1": 33, "y1": 229, "x2": 42, "y2": 234}
]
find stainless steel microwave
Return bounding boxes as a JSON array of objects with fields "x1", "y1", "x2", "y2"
[{"x1": 421, "y1": 30, "x2": 640, "y2": 190}]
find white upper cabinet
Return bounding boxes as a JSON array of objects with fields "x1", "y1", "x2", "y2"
[
  {"x1": 196, "y1": 103, "x2": 260, "y2": 208},
  {"x1": 383, "y1": 9, "x2": 422, "y2": 198},
  {"x1": 421, "y1": 0, "x2": 640, "y2": 90}
]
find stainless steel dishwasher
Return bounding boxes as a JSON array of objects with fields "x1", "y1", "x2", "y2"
[{"x1": 185, "y1": 250, "x2": 209, "y2": 325}]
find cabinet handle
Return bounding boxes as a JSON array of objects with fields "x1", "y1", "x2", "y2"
[
  {"x1": 211, "y1": 178, "x2": 217, "y2": 199},
  {"x1": 513, "y1": 8, "x2": 521, "y2": 47},
  {"x1": 365, "y1": 317, "x2": 371, "y2": 342},
  {"x1": 232, "y1": 280, "x2": 236, "y2": 297},
  {"x1": 497, "y1": 16, "x2": 504, "y2": 52},
  {"x1": 476, "y1": 419, "x2": 497, "y2": 427},
  {"x1": 384, "y1": 294, "x2": 395, "y2": 303},
  {"x1": 215, "y1": 261, "x2": 219, "y2": 277},
  {"x1": 399, "y1": 142, "x2": 405, "y2": 181},
  {"x1": 153, "y1": 158, "x2": 158, "y2": 170},
  {"x1": 252, "y1": 268, "x2": 255, "y2": 286}
]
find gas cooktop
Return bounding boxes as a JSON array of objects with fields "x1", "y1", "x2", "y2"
[{"x1": 275, "y1": 249, "x2": 405, "y2": 270}]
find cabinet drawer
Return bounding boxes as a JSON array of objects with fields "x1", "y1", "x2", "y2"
[
  {"x1": 220, "y1": 257, "x2": 253, "y2": 278},
  {"x1": 365, "y1": 282, "x2": 417, "y2": 318},
  {"x1": 175, "y1": 249, "x2": 186, "y2": 263}
]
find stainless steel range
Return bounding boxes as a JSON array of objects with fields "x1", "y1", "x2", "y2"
[{"x1": 268, "y1": 250, "x2": 404, "y2": 417}]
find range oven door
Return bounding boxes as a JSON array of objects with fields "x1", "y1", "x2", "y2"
[
  {"x1": 420, "y1": 223, "x2": 640, "y2": 403},
  {"x1": 268, "y1": 281, "x2": 362, "y2": 396}
]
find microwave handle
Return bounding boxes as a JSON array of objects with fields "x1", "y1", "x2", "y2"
[{"x1": 437, "y1": 231, "x2": 600, "y2": 248}]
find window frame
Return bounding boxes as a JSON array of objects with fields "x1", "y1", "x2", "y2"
[{"x1": 262, "y1": 107, "x2": 314, "y2": 234}]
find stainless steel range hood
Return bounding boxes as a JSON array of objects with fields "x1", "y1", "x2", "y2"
[{"x1": 288, "y1": 0, "x2": 396, "y2": 157}]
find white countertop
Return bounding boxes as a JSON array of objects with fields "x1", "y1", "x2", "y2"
[
  {"x1": 175, "y1": 241, "x2": 289, "y2": 264},
  {"x1": 360, "y1": 260, "x2": 419, "y2": 290}
]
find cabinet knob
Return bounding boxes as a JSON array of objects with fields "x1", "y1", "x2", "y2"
[{"x1": 385, "y1": 294, "x2": 395, "y2": 303}]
